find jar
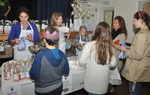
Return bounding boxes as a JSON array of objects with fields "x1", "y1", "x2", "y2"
[
  {"x1": 10, "y1": 62, "x2": 15, "y2": 76},
  {"x1": 11, "y1": 20, "x2": 18, "y2": 26},
  {"x1": 19, "y1": 66, "x2": 25, "y2": 80},
  {"x1": 3, "y1": 20, "x2": 11, "y2": 34},
  {"x1": 25, "y1": 64, "x2": 31, "y2": 79},
  {"x1": 0, "y1": 20, "x2": 3, "y2": 34},
  {"x1": 34, "y1": 20, "x2": 40, "y2": 32},
  {"x1": 13, "y1": 67, "x2": 20, "y2": 82},
  {"x1": 3, "y1": 67, "x2": 10, "y2": 80},
  {"x1": 0, "y1": 41, "x2": 4, "y2": 54}
]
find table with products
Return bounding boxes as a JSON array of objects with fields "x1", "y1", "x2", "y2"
[{"x1": 1, "y1": 58, "x2": 86, "y2": 95}]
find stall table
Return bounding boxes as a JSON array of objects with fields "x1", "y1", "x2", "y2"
[{"x1": 1, "y1": 60, "x2": 86, "y2": 95}]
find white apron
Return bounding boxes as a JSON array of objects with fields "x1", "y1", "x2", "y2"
[
  {"x1": 77, "y1": 34, "x2": 86, "y2": 60},
  {"x1": 14, "y1": 22, "x2": 34, "y2": 60}
]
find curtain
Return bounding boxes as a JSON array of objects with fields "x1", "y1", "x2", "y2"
[
  {"x1": 8, "y1": 0, "x2": 37, "y2": 20},
  {"x1": 8, "y1": 0, "x2": 73, "y2": 23},
  {"x1": 37, "y1": 0, "x2": 73, "y2": 24}
]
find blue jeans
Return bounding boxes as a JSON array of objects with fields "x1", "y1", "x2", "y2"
[
  {"x1": 88, "y1": 93, "x2": 105, "y2": 95},
  {"x1": 129, "y1": 81, "x2": 142, "y2": 95}
]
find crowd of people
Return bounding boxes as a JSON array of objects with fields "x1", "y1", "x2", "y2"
[{"x1": 1, "y1": 5, "x2": 150, "y2": 95}]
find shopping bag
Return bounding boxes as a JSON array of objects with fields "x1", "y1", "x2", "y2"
[{"x1": 119, "y1": 41, "x2": 126, "y2": 59}]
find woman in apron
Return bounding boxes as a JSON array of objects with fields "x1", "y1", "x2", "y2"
[
  {"x1": 50, "y1": 12, "x2": 70, "y2": 54},
  {"x1": 8, "y1": 7, "x2": 40, "y2": 60}
]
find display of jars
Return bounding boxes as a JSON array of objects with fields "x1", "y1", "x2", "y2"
[
  {"x1": 3, "y1": 20, "x2": 11, "y2": 34},
  {"x1": 2, "y1": 58, "x2": 33, "y2": 81},
  {"x1": 11, "y1": 20, "x2": 18, "y2": 26}
]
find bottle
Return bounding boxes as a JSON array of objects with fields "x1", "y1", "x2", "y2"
[
  {"x1": 41, "y1": 20, "x2": 48, "y2": 32},
  {"x1": 34, "y1": 20, "x2": 41, "y2": 33},
  {"x1": 10, "y1": 62, "x2": 15, "y2": 76},
  {"x1": 0, "y1": 20, "x2": 3, "y2": 34},
  {"x1": 11, "y1": 20, "x2": 18, "y2": 26},
  {"x1": 25, "y1": 64, "x2": 31, "y2": 79},
  {"x1": 3, "y1": 62, "x2": 10, "y2": 80},
  {"x1": 15, "y1": 61, "x2": 20, "y2": 68},
  {"x1": 3, "y1": 67, "x2": 10, "y2": 80},
  {"x1": 13, "y1": 67, "x2": 20, "y2": 82},
  {"x1": 3, "y1": 20, "x2": 11, "y2": 34},
  {"x1": 0, "y1": 41, "x2": 4, "y2": 54},
  {"x1": 69, "y1": 19, "x2": 74, "y2": 31},
  {"x1": 19, "y1": 66, "x2": 25, "y2": 80},
  {"x1": 65, "y1": 18, "x2": 69, "y2": 28}
]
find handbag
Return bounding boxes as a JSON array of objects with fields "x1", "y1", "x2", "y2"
[{"x1": 17, "y1": 37, "x2": 26, "y2": 51}]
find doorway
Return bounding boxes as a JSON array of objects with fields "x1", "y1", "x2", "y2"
[
  {"x1": 98, "y1": 7, "x2": 115, "y2": 30},
  {"x1": 104, "y1": 9, "x2": 114, "y2": 30}
]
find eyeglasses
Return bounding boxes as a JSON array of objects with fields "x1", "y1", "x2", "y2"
[{"x1": 137, "y1": 11, "x2": 142, "y2": 19}]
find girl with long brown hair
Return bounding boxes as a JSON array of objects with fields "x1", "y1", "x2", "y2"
[
  {"x1": 79, "y1": 22, "x2": 116, "y2": 95},
  {"x1": 109, "y1": 16, "x2": 128, "y2": 94},
  {"x1": 120, "y1": 11, "x2": 150, "y2": 95}
]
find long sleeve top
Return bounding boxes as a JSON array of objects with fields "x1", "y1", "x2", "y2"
[
  {"x1": 7, "y1": 22, "x2": 40, "y2": 43},
  {"x1": 58, "y1": 27, "x2": 70, "y2": 53},
  {"x1": 79, "y1": 41, "x2": 116, "y2": 94},
  {"x1": 29, "y1": 48, "x2": 69, "y2": 93}
]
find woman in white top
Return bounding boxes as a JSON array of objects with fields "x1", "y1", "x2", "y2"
[
  {"x1": 79, "y1": 22, "x2": 116, "y2": 95},
  {"x1": 50, "y1": 12, "x2": 70, "y2": 54}
]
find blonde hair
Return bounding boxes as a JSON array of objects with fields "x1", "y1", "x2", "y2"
[{"x1": 79, "y1": 26, "x2": 87, "y2": 31}]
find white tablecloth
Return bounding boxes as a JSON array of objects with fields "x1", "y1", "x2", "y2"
[{"x1": 1, "y1": 60, "x2": 86, "y2": 95}]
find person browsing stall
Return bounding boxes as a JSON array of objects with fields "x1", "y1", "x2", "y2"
[
  {"x1": 30, "y1": 27, "x2": 69, "y2": 95},
  {"x1": 79, "y1": 22, "x2": 116, "y2": 95},
  {"x1": 108, "y1": 16, "x2": 128, "y2": 94},
  {"x1": 120, "y1": 11, "x2": 150, "y2": 95},
  {"x1": 7, "y1": 7, "x2": 40, "y2": 60}
]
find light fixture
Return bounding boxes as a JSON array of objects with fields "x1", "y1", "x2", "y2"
[{"x1": 71, "y1": 0, "x2": 98, "y2": 19}]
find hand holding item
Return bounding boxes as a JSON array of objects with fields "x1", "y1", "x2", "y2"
[
  {"x1": 120, "y1": 43, "x2": 127, "y2": 52},
  {"x1": 15, "y1": 38, "x2": 21, "y2": 44},
  {"x1": 17, "y1": 37, "x2": 26, "y2": 51},
  {"x1": 77, "y1": 42, "x2": 81, "y2": 45},
  {"x1": 114, "y1": 40, "x2": 120, "y2": 45},
  {"x1": 64, "y1": 33, "x2": 70, "y2": 38},
  {"x1": 119, "y1": 41, "x2": 126, "y2": 59},
  {"x1": 26, "y1": 33, "x2": 33, "y2": 41}
]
